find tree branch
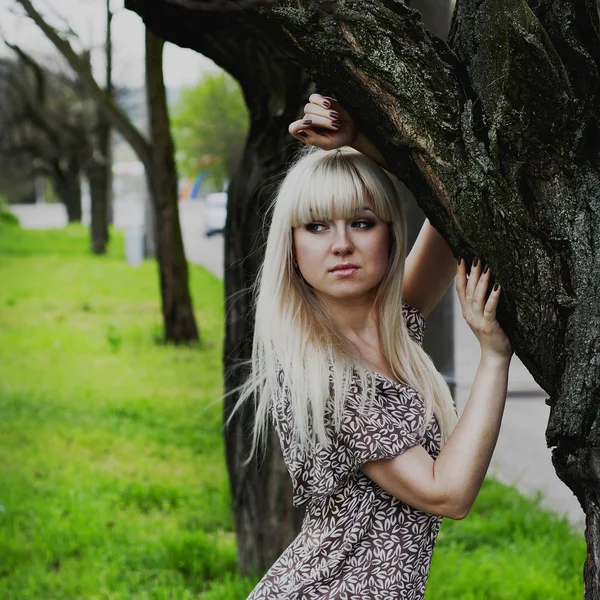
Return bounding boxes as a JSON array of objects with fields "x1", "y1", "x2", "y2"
[{"x1": 16, "y1": 0, "x2": 153, "y2": 170}]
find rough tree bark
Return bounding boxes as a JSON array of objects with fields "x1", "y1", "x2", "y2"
[
  {"x1": 128, "y1": 0, "x2": 600, "y2": 594},
  {"x1": 17, "y1": 0, "x2": 200, "y2": 344}
]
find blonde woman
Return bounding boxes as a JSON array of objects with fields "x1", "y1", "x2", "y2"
[{"x1": 232, "y1": 93, "x2": 513, "y2": 599}]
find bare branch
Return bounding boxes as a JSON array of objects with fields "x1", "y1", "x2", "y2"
[
  {"x1": 4, "y1": 41, "x2": 47, "y2": 105},
  {"x1": 39, "y1": 0, "x2": 83, "y2": 43},
  {"x1": 15, "y1": 0, "x2": 153, "y2": 170}
]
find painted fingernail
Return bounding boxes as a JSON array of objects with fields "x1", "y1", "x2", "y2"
[
  {"x1": 457, "y1": 257, "x2": 462, "y2": 265},
  {"x1": 324, "y1": 96, "x2": 338, "y2": 102},
  {"x1": 323, "y1": 100, "x2": 331, "y2": 108},
  {"x1": 330, "y1": 111, "x2": 340, "y2": 119},
  {"x1": 473, "y1": 257, "x2": 479, "y2": 267},
  {"x1": 303, "y1": 119, "x2": 312, "y2": 125},
  {"x1": 483, "y1": 266, "x2": 489, "y2": 274},
  {"x1": 493, "y1": 283, "x2": 500, "y2": 291},
  {"x1": 332, "y1": 120, "x2": 341, "y2": 128},
  {"x1": 298, "y1": 131, "x2": 308, "y2": 137}
]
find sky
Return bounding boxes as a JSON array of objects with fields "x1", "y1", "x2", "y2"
[{"x1": 0, "y1": 0, "x2": 221, "y2": 89}]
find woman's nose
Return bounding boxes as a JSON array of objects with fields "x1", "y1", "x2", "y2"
[{"x1": 331, "y1": 228, "x2": 354, "y2": 255}]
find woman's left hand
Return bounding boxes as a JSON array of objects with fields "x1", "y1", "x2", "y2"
[{"x1": 288, "y1": 93, "x2": 357, "y2": 150}]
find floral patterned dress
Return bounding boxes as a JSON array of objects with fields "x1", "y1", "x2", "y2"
[{"x1": 247, "y1": 302, "x2": 442, "y2": 600}]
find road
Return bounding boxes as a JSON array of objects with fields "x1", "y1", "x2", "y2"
[{"x1": 9, "y1": 201, "x2": 584, "y2": 530}]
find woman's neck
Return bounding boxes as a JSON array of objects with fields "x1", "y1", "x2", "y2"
[{"x1": 319, "y1": 293, "x2": 380, "y2": 348}]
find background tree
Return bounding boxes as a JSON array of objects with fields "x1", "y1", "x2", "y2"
[
  {"x1": 87, "y1": 0, "x2": 114, "y2": 255},
  {"x1": 0, "y1": 37, "x2": 112, "y2": 253},
  {"x1": 14, "y1": 0, "x2": 199, "y2": 344},
  {"x1": 128, "y1": 0, "x2": 600, "y2": 596},
  {"x1": 172, "y1": 71, "x2": 249, "y2": 191},
  {"x1": 0, "y1": 50, "x2": 87, "y2": 223}
]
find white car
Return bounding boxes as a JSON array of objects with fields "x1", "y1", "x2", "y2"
[{"x1": 203, "y1": 192, "x2": 227, "y2": 237}]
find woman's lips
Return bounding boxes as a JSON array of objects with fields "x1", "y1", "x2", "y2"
[{"x1": 331, "y1": 267, "x2": 359, "y2": 277}]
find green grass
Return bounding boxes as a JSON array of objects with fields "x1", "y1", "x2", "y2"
[
  {"x1": 0, "y1": 222, "x2": 230, "y2": 598},
  {"x1": 427, "y1": 479, "x2": 585, "y2": 599},
  {"x1": 0, "y1": 220, "x2": 586, "y2": 598}
]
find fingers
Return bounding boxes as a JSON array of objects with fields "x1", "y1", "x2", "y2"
[
  {"x1": 456, "y1": 256, "x2": 502, "y2": 320},
  {"x1": 466, "y1": 256, "x2": 481, "y2": 302},
  {"x1": 304, "y1": 102, "x2": 341, "y2": 124},
  {"x1": 289, "y1": 92, "x2": 356, "y2": 149},
  {"x1": 472, "y1": 264, "x2": 490, "y2": 310},
  {"x1": 484, "y1": 281, "x2": 501, "y2": 316},
  {"x1": 307, "y1": 93, "x2": 354, "y2": 124},
  {"x1": 301, "y1": 114, "x2": 341, "y2": 131},
  {"x1": 288, "y1": 118, "x2": 336, "y2": 145},
  {"x1": 309, "y1": 92, "x2": 338, "y2": 111}
]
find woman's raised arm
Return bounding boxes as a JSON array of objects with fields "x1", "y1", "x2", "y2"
[{"x1": 402, "y1": 220, "x2": 457, "y2": 318}]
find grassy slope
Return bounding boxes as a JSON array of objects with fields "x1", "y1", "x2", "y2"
[{"x1": 0, "y1": 222, "x2": 586, "y2": 599}]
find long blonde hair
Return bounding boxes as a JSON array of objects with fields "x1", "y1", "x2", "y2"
[{"x1": 227, "y1": 146, "x2": 457, "y2": 466}]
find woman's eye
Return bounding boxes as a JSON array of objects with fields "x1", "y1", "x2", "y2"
[
  {"x1": 353, "y1": 219, "x2": 374, "y2": 229},
  {"x1": 305, "y1": 223, "x2": 327, "y2": 232}
]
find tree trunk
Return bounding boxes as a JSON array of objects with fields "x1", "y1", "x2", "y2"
[
  {"x1": 53, "y1": 157, "x2": 82, "y2": 223},
  {"x1": 145, "y1": 29, "x2": 199, "y2": 345},
  {"x1": 87, "y1": 93, "x2": 112, "y2": 254},
  {"x1": 224, "y1": 105, "x2": 313, "y2": 574},
  {"x1": 87, "y1": 159, "x2": 109, "y2": 254}
]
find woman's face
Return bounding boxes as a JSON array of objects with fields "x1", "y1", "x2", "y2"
[{"x1": 292, "y1": 204, "x2": 390, "y2": 303}]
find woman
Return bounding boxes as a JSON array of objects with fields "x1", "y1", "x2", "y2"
[{"x1": 231, "y1": 93, "x2": 513, "y2": 599}]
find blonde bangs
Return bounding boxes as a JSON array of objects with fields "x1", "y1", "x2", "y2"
[{"x1": 286, "y1": 148, "x2": 394, "y2": 228}]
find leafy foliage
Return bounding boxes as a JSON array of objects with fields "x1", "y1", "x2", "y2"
[{"x1": 171, "y1": 71, "x2": 249, "y2": 191}]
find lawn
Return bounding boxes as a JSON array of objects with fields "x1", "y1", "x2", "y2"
[{"x1": 0, "y1": 219, "x2": 586, "y2": 599}]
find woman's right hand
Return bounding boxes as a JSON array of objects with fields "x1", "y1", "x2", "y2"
[
  {"x1": 288, "y1": 93, "x2": 358, "y2": 150},
  {"x1": 456, "y1": 257, "x2": 513, "y2": 361}
]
